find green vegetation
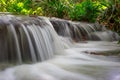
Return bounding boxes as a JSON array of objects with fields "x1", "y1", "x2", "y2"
[
  {"x1": 40, "y1": 0, "x2": 106, "y2": 22},
  {"x1": 68, "y1": 0, "x2": 105, "y2": 22},
  {"x1": 40, "y1": 0, "x2": 68, "y2": 18},
  {"x1": 0, "y1": 0, "x2": 120, "y2": 36},
  {"x1": 0, "y1": 0, "x2": 43, "y2": 15},
  {"x1": 98, "y1": 0, "x2": 120, "y2": 34},
  {"x1": 0, "y1": 0, "x2": 106, "y2": 22}
]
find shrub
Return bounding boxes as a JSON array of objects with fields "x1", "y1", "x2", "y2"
[
  {"x1": 98, "y1": 0, "x2": 120, "y2": 34},
  {"x1": 40, "y1": 0, "x2": 69, "y2": 18},
  {"x1": 0, "y1": 0, "x2": 43, "y2": 15},
  {"x1": 68, "y1": 3, "x2": 85, "y2": 21},
  {"x1": 68, "y1": 0, "x2": 104, "y2": 22}
]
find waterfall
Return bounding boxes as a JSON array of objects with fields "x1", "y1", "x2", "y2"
[
  {"x1": 0, "y1": 15, "x2": 120, "y2": 80},
  {"x1": 0, "y1": 15, "x2": 63, "y2": 64},
  {"x1": 50, "y1": 18, "x2": 120, "y2": 41}
]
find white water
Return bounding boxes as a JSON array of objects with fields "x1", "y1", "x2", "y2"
[
  {"x1": 0, "y1": 15, "x2": 120, "y2": 80},
  {"x1": 50, "y1": 18, "x2": 120, "y2": 41},
  {"x1": 0, "y1": 15, "x2": 63, "y2": 63},
  {"x1": 0, "y1": 41, "x2": 120, "y2": 80}
]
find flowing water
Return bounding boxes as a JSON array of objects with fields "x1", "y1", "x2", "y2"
[
  {"x1": 0, "y1": 15, "x2": 120, "y2": 80},
  {"x1": 50, "y1": 18, "x2": 120, "y2": 41}
]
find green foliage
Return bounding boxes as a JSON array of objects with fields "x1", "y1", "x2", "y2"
[
  {"x1": 0, "y1": 0, "x2": 119, "y2": 24},
  {"x1": 0, "y1": 0, "x2": 43, "y2": 15},
  {"x1": 68, "y1": 3, "x2": 85, "y2": 21},
  {"x1": 69, "y1": 0, "x2": 104, "y2": 22},
  {"x1": 40, "y1": 0, "x2": 69, "y2": 18},
  {"x1": 98, "y1": 0, "x2": 120, "y2": 34}
]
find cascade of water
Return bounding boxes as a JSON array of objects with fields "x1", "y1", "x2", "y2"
[
  {"x1": 19, "y1": 24, "x2": 37, "y2": 62},
  {"x1": 0, "y1": 15, "x2": 63, "y2": 64},
  {"x1": 0, "y1": 15, "x2": 120, "y2": 80},
  {"x1": 7, "y1": 24, "x2": 22, "y2": 63},
  {"x1": 50, "y1": 18, "x2": 120, "y2": 41}
]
